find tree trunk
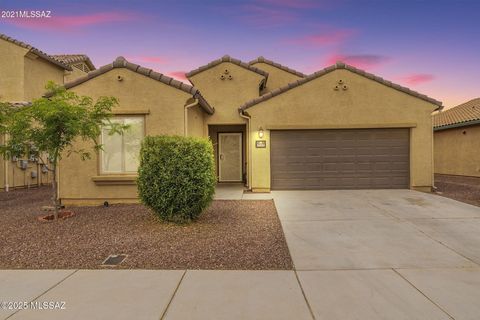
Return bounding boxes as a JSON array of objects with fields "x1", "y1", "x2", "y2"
[{"x1": 52, "y1": 162, "x2": 59, "y2": 220}]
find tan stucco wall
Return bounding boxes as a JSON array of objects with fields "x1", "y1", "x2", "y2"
[
  {"x1": 246, "y1": 69, "x2": 438, "y2": 192},
  {"x1": 59, "y1": 68, "x2": 194, "y2": 205},
  {"x1": 188, "y1": 62, "x2": 264, "y2": 125},
  {"x1": 187, "y1": 105, "x2": 206, "y2": 137},
  {"x1": 23, "y1": 55, "x2": 65, "y2": 101},
  {"x1": 434, "y1": 124, "x2": 480, "y2": 177},
  {"x1": 251, "y1": 62, "x2": 303, "y2": 93},
  {"x1": 64, "y1": 65, "x2": 89, "y2": 83},
  {"x1": 0, "y1": 39, "x2": 28, "y2": 101}
]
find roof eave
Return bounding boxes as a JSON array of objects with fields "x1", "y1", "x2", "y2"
[
  {"x1": 240, "y1": 61, "x2": 442, "y2": 110},
  {"x1": 249, "y1": 56, "x2": 307, "y2": 78},
  {"x1": 434, "y1": 119, "x2": 480, "y2": 131}
]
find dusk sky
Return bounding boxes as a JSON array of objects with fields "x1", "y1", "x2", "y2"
[{"x1": 1, "y1": 0, "x2": 479, "y2": 108}]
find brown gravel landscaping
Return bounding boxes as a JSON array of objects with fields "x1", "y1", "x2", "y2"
[
  {"x1": 0, "y1": 187, "x2": 293, "y2": 270},
  {"x1": 435, "y1": 174, "x2": 480, "y2": 207}
]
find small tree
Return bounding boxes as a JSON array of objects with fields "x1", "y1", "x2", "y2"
[{"x1": 0, "y1": 82, "x2": 124, "y2": 220}]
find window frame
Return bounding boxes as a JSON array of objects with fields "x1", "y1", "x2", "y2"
[{"x1": 99, "y1": 115, "x2": 145, "y2": 175}]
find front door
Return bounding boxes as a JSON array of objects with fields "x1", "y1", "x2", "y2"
[{"x1": 218, "y1": 133, "x2": 242, "y2": 182}]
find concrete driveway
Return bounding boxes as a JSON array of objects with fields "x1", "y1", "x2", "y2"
[{"x1": 273, "y1": 189, "x2": 480, "y2": 320}]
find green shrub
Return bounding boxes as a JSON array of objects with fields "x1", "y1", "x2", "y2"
[{"x1": 137, "y1": 135, "x2": 216, "y2": 223}]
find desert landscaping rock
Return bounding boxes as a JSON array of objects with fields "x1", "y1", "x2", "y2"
[
  {"x1": 0, "y1": 187, "x2": 293, "y2": 270},
  {"x1": 435, "y1": 174, "x2": 480, "y2": 207}
]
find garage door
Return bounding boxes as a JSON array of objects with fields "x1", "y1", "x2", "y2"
[{"x1": 270, "y1": 129, "x2": 409, "y2": 189}]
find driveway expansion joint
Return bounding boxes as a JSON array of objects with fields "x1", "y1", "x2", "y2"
[{"x1": 392, "y1": 268, "x2": 455, "y2": 320}]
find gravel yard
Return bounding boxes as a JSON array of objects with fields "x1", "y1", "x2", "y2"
[
  {"x1": 0, "y1": 187, "x2": 292, "y2": 270},
  {"x1": 435, "y1": 174, "x2": 480, "y2": 207}
]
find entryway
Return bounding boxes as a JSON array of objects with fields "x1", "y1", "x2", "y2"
[{"x1": 208, "y1": 124, "x2": 246, "y2": 183}]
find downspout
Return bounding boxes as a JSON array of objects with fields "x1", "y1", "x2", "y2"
[
  {"x1": 239, "y1": 109, "x2": 252, "y2": 190},
  {"x1": 3, "y1": 134, "x2": 9, "y2": 192},
  {"x1": 184, "y1": 98, "x2": 199, "y2": 137}
]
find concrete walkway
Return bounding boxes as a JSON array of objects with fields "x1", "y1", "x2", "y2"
[
  {"x1": 272, "y1": 189, "x2": 480, "y2": 320},
  {"x1": 2, "y1": 189, "x2": 480, "y2": 319}
]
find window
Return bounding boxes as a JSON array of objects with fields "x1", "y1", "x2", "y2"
[{"x1": 101, "y1": 116, "x2": 144, "y2": 173}]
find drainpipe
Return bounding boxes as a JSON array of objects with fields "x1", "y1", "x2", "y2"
[
  {"x1": 184, "y1": 98, "x2": 199, "y2": 137},
  {"x1": 239, "y1": 109, "x2": 251, "y2": 190},
  {"x1": 3, "y1": 134, "x2": 9, "y2": 192}
]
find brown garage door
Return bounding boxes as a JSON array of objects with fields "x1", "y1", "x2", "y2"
[{"x1": 270, "y1": 129, "x2": 409, "y2": 189}]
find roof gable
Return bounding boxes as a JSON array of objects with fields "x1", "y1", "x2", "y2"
[
  {"x1": 249, "y1": 56, "x2": 306, "y2": 78},
  {"x1": 186, "y1": 55, "x2": 269, "y2": 88},
  {"x1": 59, "y1": 56, "x2": 214, "y2": 114},
  {"x1": 434, "y1": 98, "x2": 480, "y2": 130},
  {"x1": 0, "y1": 33, "x2": 71, "y2": 70},
  {"x1": 52, "y1": 54, "x2": 96, "y2": 71},
  {"x1": 239, "y1": 62, "x2": 442, "y2": 110}
]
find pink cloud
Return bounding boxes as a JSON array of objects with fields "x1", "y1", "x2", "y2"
[
  {"x1": 167, "y1": 71, "x2": 188, "y2": 81},
  {"x1": 287, "y1": 29, "x2": 355, "y2": 46},
  {"x1": 400, "y1": 73, "x2": 435, "y2": 85},
  {"x1": 325, "y1": 54, "x2": 390, "y2": 69},
  {"x1": 6, "y1": 12, "x2": 136, "y2": 31}
]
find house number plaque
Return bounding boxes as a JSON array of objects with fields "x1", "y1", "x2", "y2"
[{"x1": 255, "y1": 140, "x2": 266, "y2": 148}]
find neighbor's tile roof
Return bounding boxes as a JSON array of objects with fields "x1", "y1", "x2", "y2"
[
  {"x1": 51, "y1": 54, "x2": 96, "y2": 70},
  {"x1": 239, "y1": 61, "x2": 442, "y2": 111},
  {"x1": 248, "y1": 56, "x2": 306, "y2": 78},
  {"x1": 186, "y1": 55, "x2": 269, "y2": 87},
  {"x1": 0, "y1": 33, "x2": 72, "y2": 71},
  {"x1": 57, "y1": 56, "x2": 214, "y2": 114},
  {"x1": 434, "y1": 98, "x2": 480, "y2": 129}
]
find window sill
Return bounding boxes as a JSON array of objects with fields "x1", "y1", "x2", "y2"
[{"x1": 92, "y1": 175, "x2": 137, "y2": 185}]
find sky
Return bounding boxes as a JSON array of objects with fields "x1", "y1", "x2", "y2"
[{"x1": 1, "y1": 0, "x2": 479, "y2": 108}]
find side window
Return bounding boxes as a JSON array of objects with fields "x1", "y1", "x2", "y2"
[{"x1": 101, "y1": 116, "x2": 144, "y2": 173}]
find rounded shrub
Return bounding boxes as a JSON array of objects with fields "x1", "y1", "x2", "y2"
[{"x1": 137, "y1": 135, "x2": 216, "y2": 223}]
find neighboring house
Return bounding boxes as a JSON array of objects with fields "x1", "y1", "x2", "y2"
[
  {"x1": 51, "y1": 54, "x2": 96, "y2": 82},
  {"x1": 434, "y1": 98, "x2": 480, "y2": 177},
  {"x1": 0, "y1": 33, "x2": 94, "y2": 191},
  {"x1": 58, "y1": 55, "x2": 442, "y2": 205}
]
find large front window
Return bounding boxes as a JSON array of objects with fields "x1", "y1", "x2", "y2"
[{"x1": 101, "y1": 116, "x2": 144, "y2": 173}]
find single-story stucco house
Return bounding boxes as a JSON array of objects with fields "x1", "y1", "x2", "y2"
[
  {"x1": 57, "y1": 54, "x2": 442, "y2": 205},
  {"x1": 0, "y1": 33, "x2": 95, "y2": 191},
  {"x1": 434, "y1": 98, "x2": 480, "y2": 177}
]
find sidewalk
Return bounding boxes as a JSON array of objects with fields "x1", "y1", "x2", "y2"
[{"x1": 1, "y1": 269, "x2": 312, "y2": 320}]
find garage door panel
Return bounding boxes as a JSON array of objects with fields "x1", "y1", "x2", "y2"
[{"x1": 270, "y1": 129, "x2": 409, "y2": 190}]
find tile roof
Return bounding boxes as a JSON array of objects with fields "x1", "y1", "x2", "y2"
[
  {"x1": 186, "y1": 55, "x2": 269, "y2": 88},
  {"x1": 434, "y1": 98, "x2": 480, "y2": 130},
  {"x1": 239, "y1": 61, "x2": 442, "y2": 111},
  {"x1": 248, "y1": 56, "x2": 306, "y2": 78},
  {"x1": 0, "y1": 33, "x2": 72, "y2": 71},
  {"x1": 51, "y1": 54, "x2": 96, "y2": 70},
  {"x1": 57, "y1": 56, "x2": 214, "y2": 114}
]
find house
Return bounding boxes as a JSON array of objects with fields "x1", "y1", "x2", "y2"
[
  {"x1": 58, "y1": 56, "x2": 213, "y2": 205},
  {"x1": 434, "y1": 98, "x2": 480, "y2": 177},
  {"x1": 0, "y1": 33, "x2": 95, "y2": 191},
  {"x1": 57, "y1": 54, "x2": 442, "y2": 205}
]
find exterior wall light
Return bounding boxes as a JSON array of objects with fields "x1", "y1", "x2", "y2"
[{"x1": 258, "y1": 127, "x2": 264, "y2": 138}]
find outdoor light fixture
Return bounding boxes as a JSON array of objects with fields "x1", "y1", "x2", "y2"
[{"x1": 258, "y1": 127, "x2": 264, "y2": 138}]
